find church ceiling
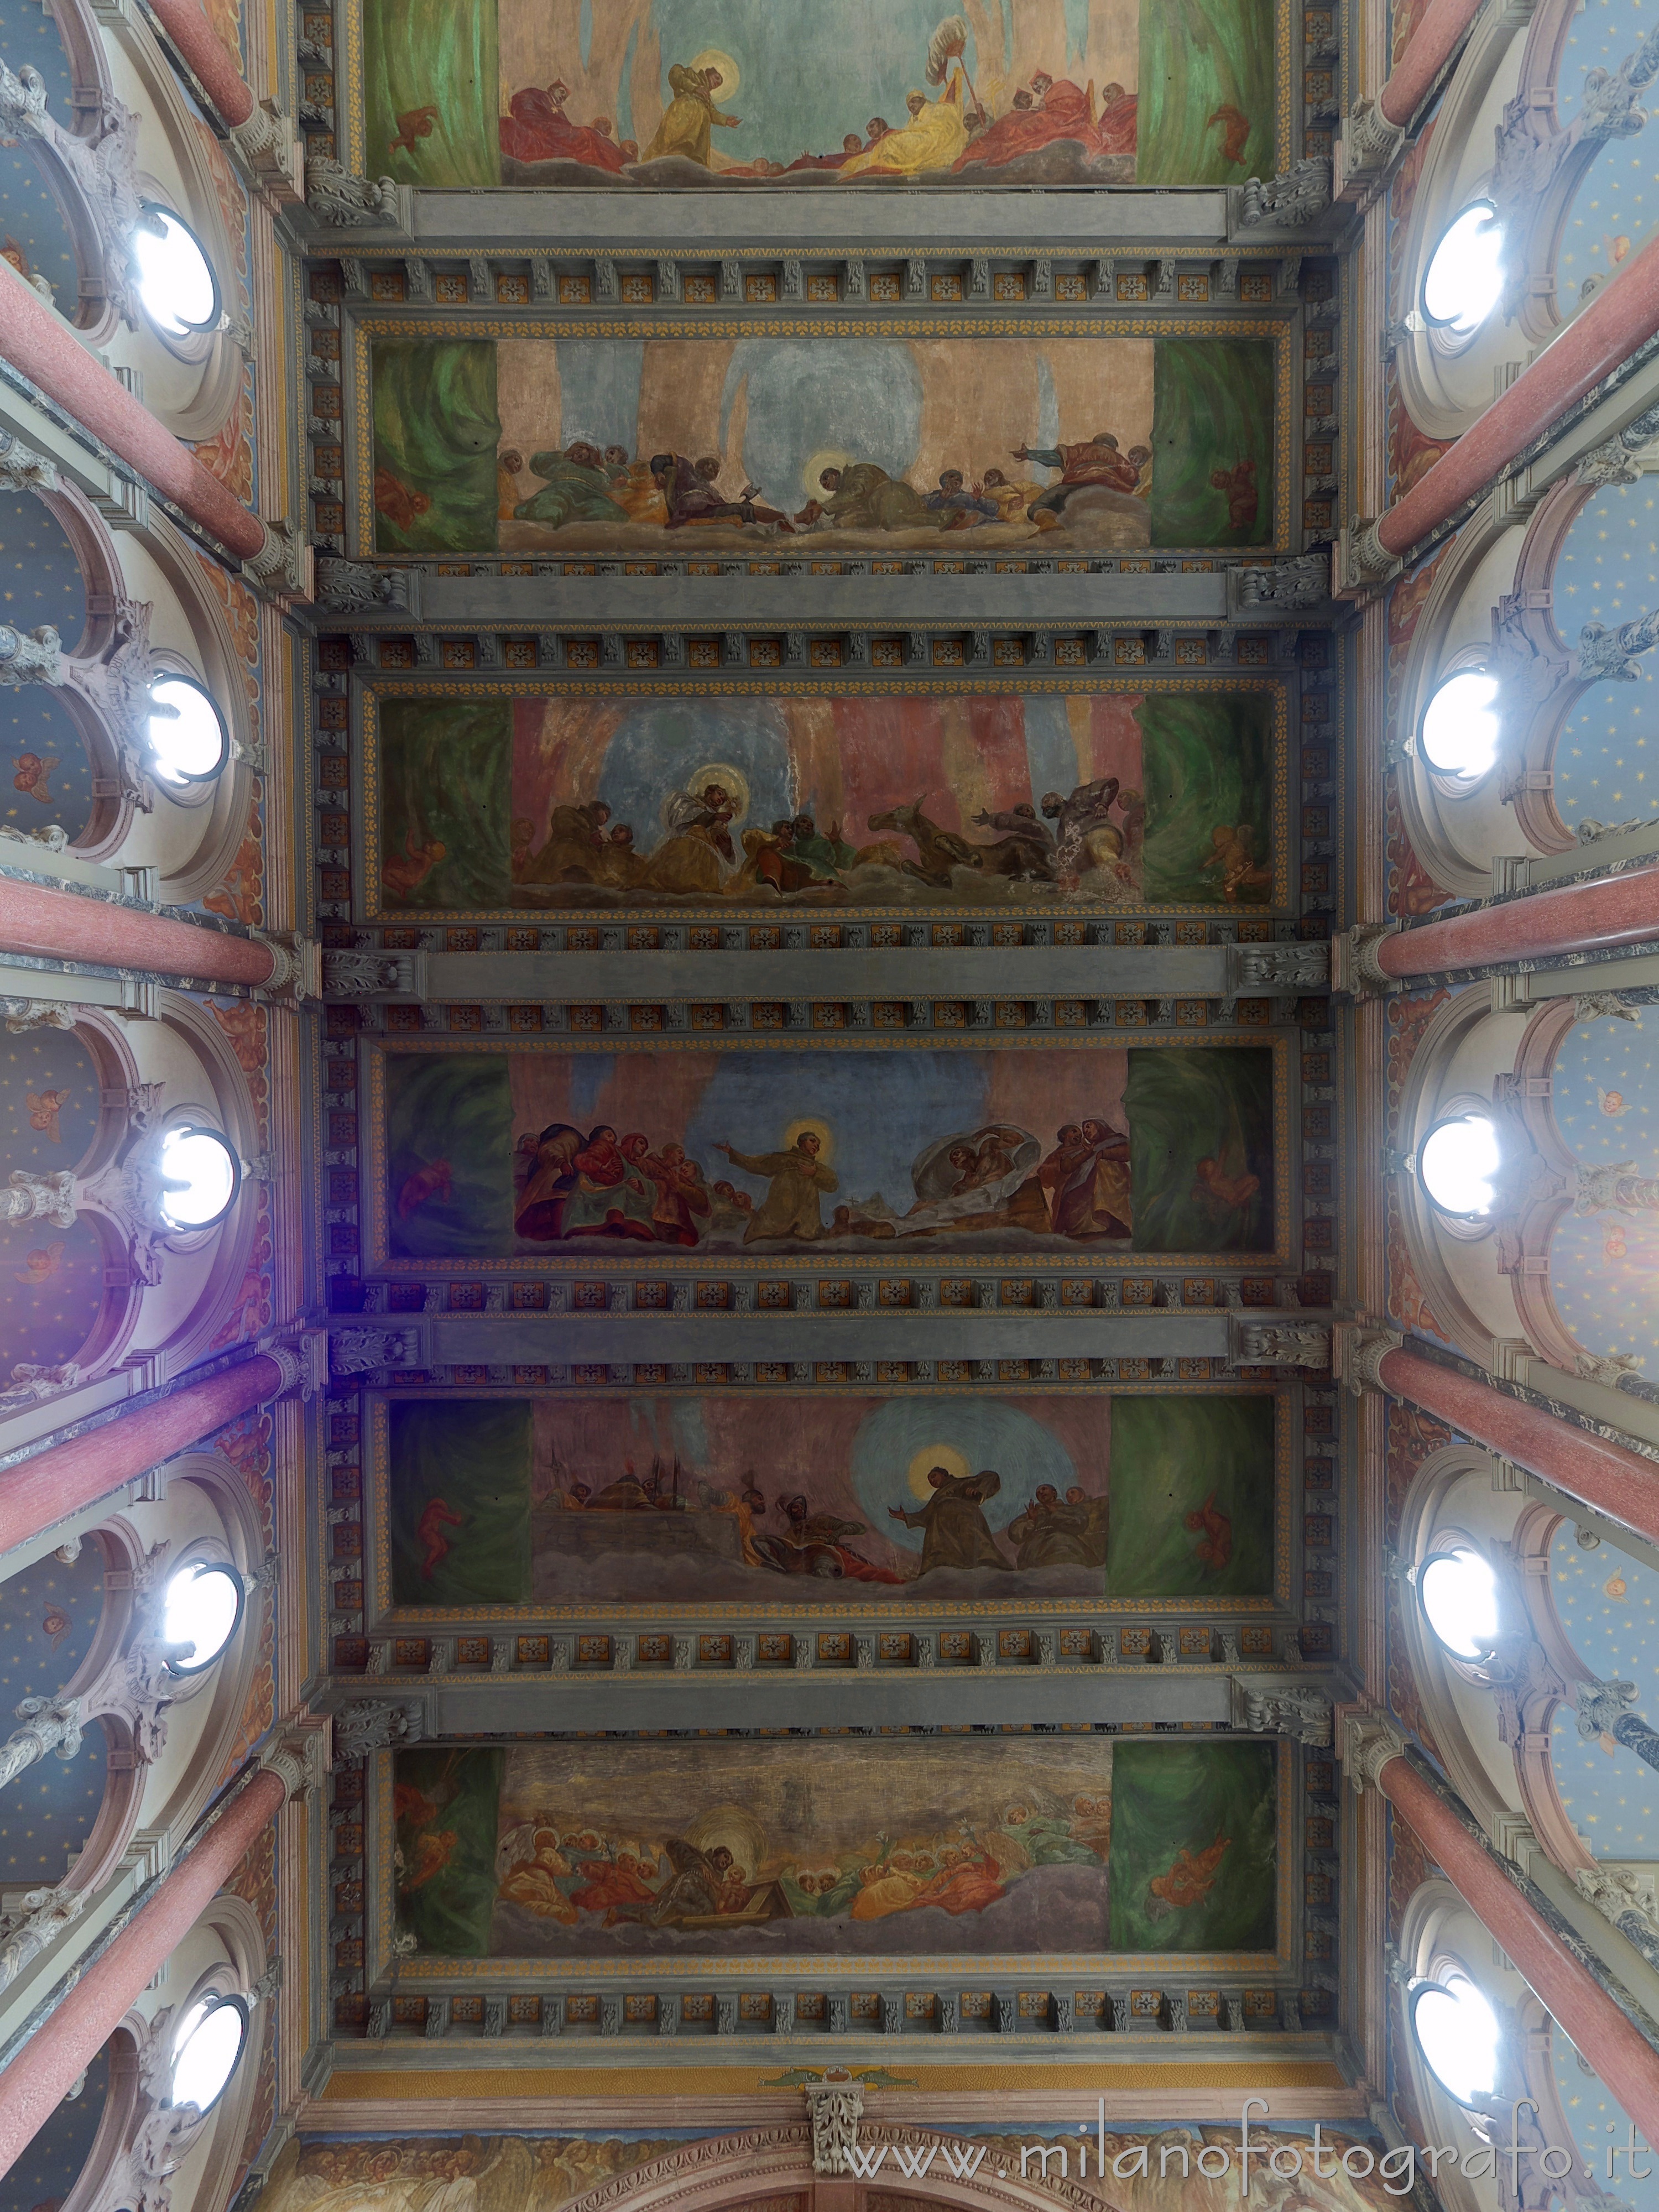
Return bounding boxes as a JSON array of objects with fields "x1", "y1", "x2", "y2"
[{"x1": 0, "y1": 0, "x2": 1353, "y2": 2095}]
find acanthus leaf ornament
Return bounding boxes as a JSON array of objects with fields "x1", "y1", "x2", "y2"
[
  {"x1": 804, "y1": 2077, "x2": 865, "y2": 2174},
  {"x1": 1230, "y1": 1676, "x2": 1335, "y2": 1744},
  {"x1": 1237, "y1": 157, "x2": 1333, "y2": 227},
  {"x1": 304, "y1": 158, "x2": 404, "y2": 228}
]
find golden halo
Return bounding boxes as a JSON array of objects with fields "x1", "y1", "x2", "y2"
[
  {"x1": 690, "y1": 47, "x2": 739, "y2": 102},
  {"x1": 685, "y1": 1802, "x2": 765, "y2": 1880},
  {"x1": 684, "y1": 762, "x2": 749, "y2": 826},
  {"x1": 907, "y1": 1441, "x2": 970, "y2": 1500},
  {"x1": 784, "y1": 1117, "x2": 833, "y2": 1164},
  {"x1": 802, "y1": 446, "x2": 855, "y2": 506}
]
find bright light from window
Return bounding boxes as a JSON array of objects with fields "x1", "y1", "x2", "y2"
[
  {"x1": 169, "y1": 1996, "x2": 246, "y2": 2114},
  {"x1": 161, "y1": 1562, "x2": 243, "y2": 1672},
  {"x1": 132, "y1": 208, "x2": 219, "y2": 338},
  {"x1": 1421, "y1": 670, "x2": 1502, "y2": 778},
  {"x1": 1414, "y1": 1974, "x2": 1503, "y2": 2104},
  {"x1": 156, "y1": 1125, "x2": 239, "y2": 1232},
  {"x1": 147, "y1": 675, "x2": 228, "y2": 786},
  {"x1": 1420, "y1": 1546, "x2": 1501, "y2": 1658},
  {"x1": 1418, "y1": 1112, "x2": 1502, "y2": 1217},
  {"x1": 1423, "y1": 203, "x2": 1506, "y2": 335}
]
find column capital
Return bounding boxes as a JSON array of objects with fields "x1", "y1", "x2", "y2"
[
  {"x1": 258, "y1": 1712, "x2": 330, "y2": 1802},
  {"x1": 251, "y1": 933, "x2": 322, "y2": 1001},
  {"x1": 1332, "y1": 1321, "x2": 1404, "y2": 1395},
  {"x1": 1340, "y1": 1705, "x2": 1410, "y2": 1793},
  {"x1": 1332, "y1": 922, "x2": 1400, "y2": 994},
  {"x1": 255, "y1": 1329, "x2": 328, "y2": 1400},
  {"x1": 241, "y1": 520, "x2": 314, "y2": 611},
  {"x1": 1337, "y1": 94, "x2": 1408, "y2": 186}
]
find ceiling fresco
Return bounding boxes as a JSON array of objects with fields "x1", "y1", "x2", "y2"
[
  {"x1": 1548, "y1": 1530, "x2": 1659, "y2": 1862},
  {"x1": 366, "y1": 684, "x2": 1287, "y2": 919},
  {"x1": 92, "y1": 0, "x2": 1349, "y2": 2083},
  {"x1": 1545, "y1": 1010, "x2": 1659, "y2": 1375},
  {"x1": 355, "y1": 0, "x2": 1278, "y2": 191},
  {"x1": 388, "y1": 1735, "x2": 1282, "y2": 1963},
  {"x1": 366, "y1": 330, "x2": 1281, "y2": 557},
  {"x1": 1554, "y1": 0, "x2": 1659, "y2": 310},
  {"x1": 1549, "y1": 480, "x2": 1659, "y2": 834},
  {"x1": 374, "y1": 1387, "x2": 1283, "y2": 1612}
]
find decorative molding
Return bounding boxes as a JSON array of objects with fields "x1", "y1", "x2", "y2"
[
  {"x1": 330, "y1": 1699, "x2": 424, "y2": 1759},
  {"x1": 1226, "y1": 1313, "x2": 1332, "y2": 1369},
  {"x1": 1230, "y1": 553, "x2": 1333, "y2": 611},
  {"x1": 1223, "y1": 940, "x2": 1331, "y2": 992},
  {"x1": 1238, "y1": 159, "x2": 1333, "y2": 227},
  {"x1": 1331, "y1": 1322, "x2": 1403, "y2": 1395},
  {"x1": 314, "y1": 557, "x2": 418, "y2": 614},
  {"x1": 805, "y1": 2078, "x2": 864, "y2": 2174},
  {"x1": 327, "y1": 1326, "x2": 425, "y2": 1376},
  {"x1": 304, "y1": 159, "x2": 403, "y2": 227},
  {"x1": 1230, "y1": 1675, "x2": 1334, "y2": 1744}
]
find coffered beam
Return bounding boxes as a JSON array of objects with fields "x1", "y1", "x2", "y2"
[{"x1": 402, "y1": 190, "x2": 1234, "y2": 252}]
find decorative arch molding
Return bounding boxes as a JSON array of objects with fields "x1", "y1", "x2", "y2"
[
  {"x1": 1387, "y1": 985, "x2": 1536, "y2": 1370},
  {"x1": 0, "y1": 996, "x2": 264, "y2": 1425},
  {"x1": 0, "y1": 0, "x2": 145, "y2": 344},
  {"x1": 1390, "y1": 506, "x2": 1531, "y2": 901},
  {"x1": 0, "y1": 1466, "x2": 267, "y2": 2001},
  {"x1": 1387, "y1": 0, "x2": 1543, "y2": 444},
  {"x1": 0, "y1": 465, "x2": 260, "y2": 894},
  {"x1": 61, "y1": 1894, "x2": 268, "y2": 2212}
]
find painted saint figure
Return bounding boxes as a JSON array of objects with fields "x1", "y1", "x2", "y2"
[
  {"x1": 713, "y1": 1130, "x2": 838, "y2": 1241},
  {"x1": 890, "y1": 1466, "x2": 1013, "y2": 1575},
  {"x1": 643, "y1": 63, "x2": 742, "y2": 166}
]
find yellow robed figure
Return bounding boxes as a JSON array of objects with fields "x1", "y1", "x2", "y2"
[{"x1": 840, "y1": 67, "x2": 968, "y2": 178}]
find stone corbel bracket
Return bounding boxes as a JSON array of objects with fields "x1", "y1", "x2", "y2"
[
  {"x1": 327, "y1": 1324, "x2": 429, "y2": 1378},
  {"x1": 302, "y1": 159, "x2": 412, "y2": 236},
  {"x1": 1223, "y1": 940, "x2": 1331, "y2": 994},
  {"x1": 1230, "y1": 1674, "x2": 1336, "y2": 1745},
  {"x1": 1225, "y1": 1311, "x2": 1334, "y2": 1369}
]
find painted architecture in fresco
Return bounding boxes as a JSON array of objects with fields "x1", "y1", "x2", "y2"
[
  {"x1": 380, "y1": 1391, "x2": 1279, "y2": 1607},
  {"x1": 375, "y1": 1042, "x2": 1279, "y2": 1262},
  {"x1": 368, "y1": 335, "x2": 1280, "y2": 556},
  {"x1": 363, "y1": 0, "x2": 1276, "y2": 192},
  {"x1": 371, "y1": 687, "x2": 1284, "y2": 917},
  {"x1": 390, "y1": 1735, "x2": 1280, "y2": 1958}
]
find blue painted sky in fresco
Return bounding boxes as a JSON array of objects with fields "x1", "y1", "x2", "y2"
[
  {"x1": 548, "y1": 337, "x2": 1069, "y2": 517},
  {"x1": 1, "y1": 487, "x2": 92, "y2": 847},
  {"x1": 0, "y1": 1546, "x2": 109, "y2": 1890},
  {"x1": 1553, "y1": 2020, "x2": 1659, "y2": 2205},
  {"x1": 7, "y1": 2044, "x2": 111, "y2": 2212},
  {"x1": 597, "y1": 0, "x2": 1099, "y2": 168},
  {"x1": 0, "y1": 1025, "x2": 105, "y2": 1377},
  {"x1": 1549, "y1": 1532, "x2": 1659, "y2": 1859},
  {"x1": 1558, "y1": 0, "x2": 1659, "y2": 310},
  {"x1": 1548, "y1": 1013, "x2": 1659, "y2": 1371},
  {"x1": 1551, "y1": 482, "x2": 1659, "y2": 831},
  {"x1": 0, "y1": 0, "x2": 81, "y2": 311}
]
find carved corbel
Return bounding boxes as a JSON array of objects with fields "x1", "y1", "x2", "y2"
[
  {"x1": 1229, "y1": 551, "x2": 1333, "y2": 611},
  {"x1": 1223, "y1": 940, "x2": 1331, "y2": 993},
  {"x1": 327, "y1": 1326, "x2": 426, "y2": 1376},
  {"x1": 1230, "y1": 1676, "x2": 1335, "y2": 1744},
  {"x1": 1226, "y1": 1312, "x2": 1333, "y2": 1369},
  {"x1": 1235, "y1": 156, "x2": 1333, "y2": 227},
  {"x1": 304, "y1": 158, "x2": 405, "y2": 229}
]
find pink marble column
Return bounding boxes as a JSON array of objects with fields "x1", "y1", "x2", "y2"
[
  {"x1": 0, "y1": 1766, "x2": 287, "y2": 2179},
  {"x1": 1378, "y1": 0, "x2": 1488, "y2": 123},
  {"x1": 1380, "y1": 1754, "x2": 1659, "y2": 2142},
  {"x1": 0, "y1": 1355, "x2": 285, "y2": 1558},
  {"x1": 0, "y1": 879, "x2": 281, "y2": 988},
  {"x1": 1378, "y1": 1346, "x2": 1659, "y2": 1550},
  {"x1": 1378, "y1": 864, "x2": 1659, "y2": 977},
  {"x1": 0, "y1": 271, "x2": 266, "y2": 562},
  {"x1": 1374, "y1": 237, "x2": 1659, "y2": 560},
  {"x1": 143, "y1": 0, "x2": 255, "y2": 126}
]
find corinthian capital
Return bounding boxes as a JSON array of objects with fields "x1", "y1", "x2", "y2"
[
  {"x1": 1341, "y1": 1707, "x2": 1410, "y2": 1793},
  {"x1": 1332, "y1": 1322, "x2": 1404, "y2": 1395}
]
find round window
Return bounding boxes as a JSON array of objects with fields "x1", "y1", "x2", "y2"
[
  {"x1": 1418, "y1": 1545, "x2": 1501, "y2": 1659},
  {"x1": 161, "y1": 1562, "x2": 244, "y2": 1673},
  {"x1": 1422, "y1": 202, "x2": 1506, "y2": 336},
  {"x1": 169, "y1": 1993, "x2": 248, "y2": 2114},
  {"x1": 132, "y1": 207, "x2": 220, "y2": 340},
  {"x1": 148, "y1": 675, "x2": 229, "y2": 787},
  {"x1": 1420, "y1": 669, "x2": 1501, "y2": 780},
  {"x1": 1417, "y1": 1111, "x2": 1502, "y2": 1218},
  {"x1": 1412, "y1": 1973, "x2": 1503, "y2": 2104},
  {"x1": 156, "y1": 1125, "x2": 240, "y2": 1232}
]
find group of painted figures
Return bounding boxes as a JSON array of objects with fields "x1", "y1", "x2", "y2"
[
  {"x1": 510, "y1": 773, "x2": 1155, "y2": 901},
  {"x1": 491, "y1": 59, "x2": 1149, "y2": 181},
  {"x1": 491, "y1": 432, "x2": 1171, "y2": 540},
  {"x1": 484, "y1": 1113, "x2": 1146, "y2": 1250}
]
